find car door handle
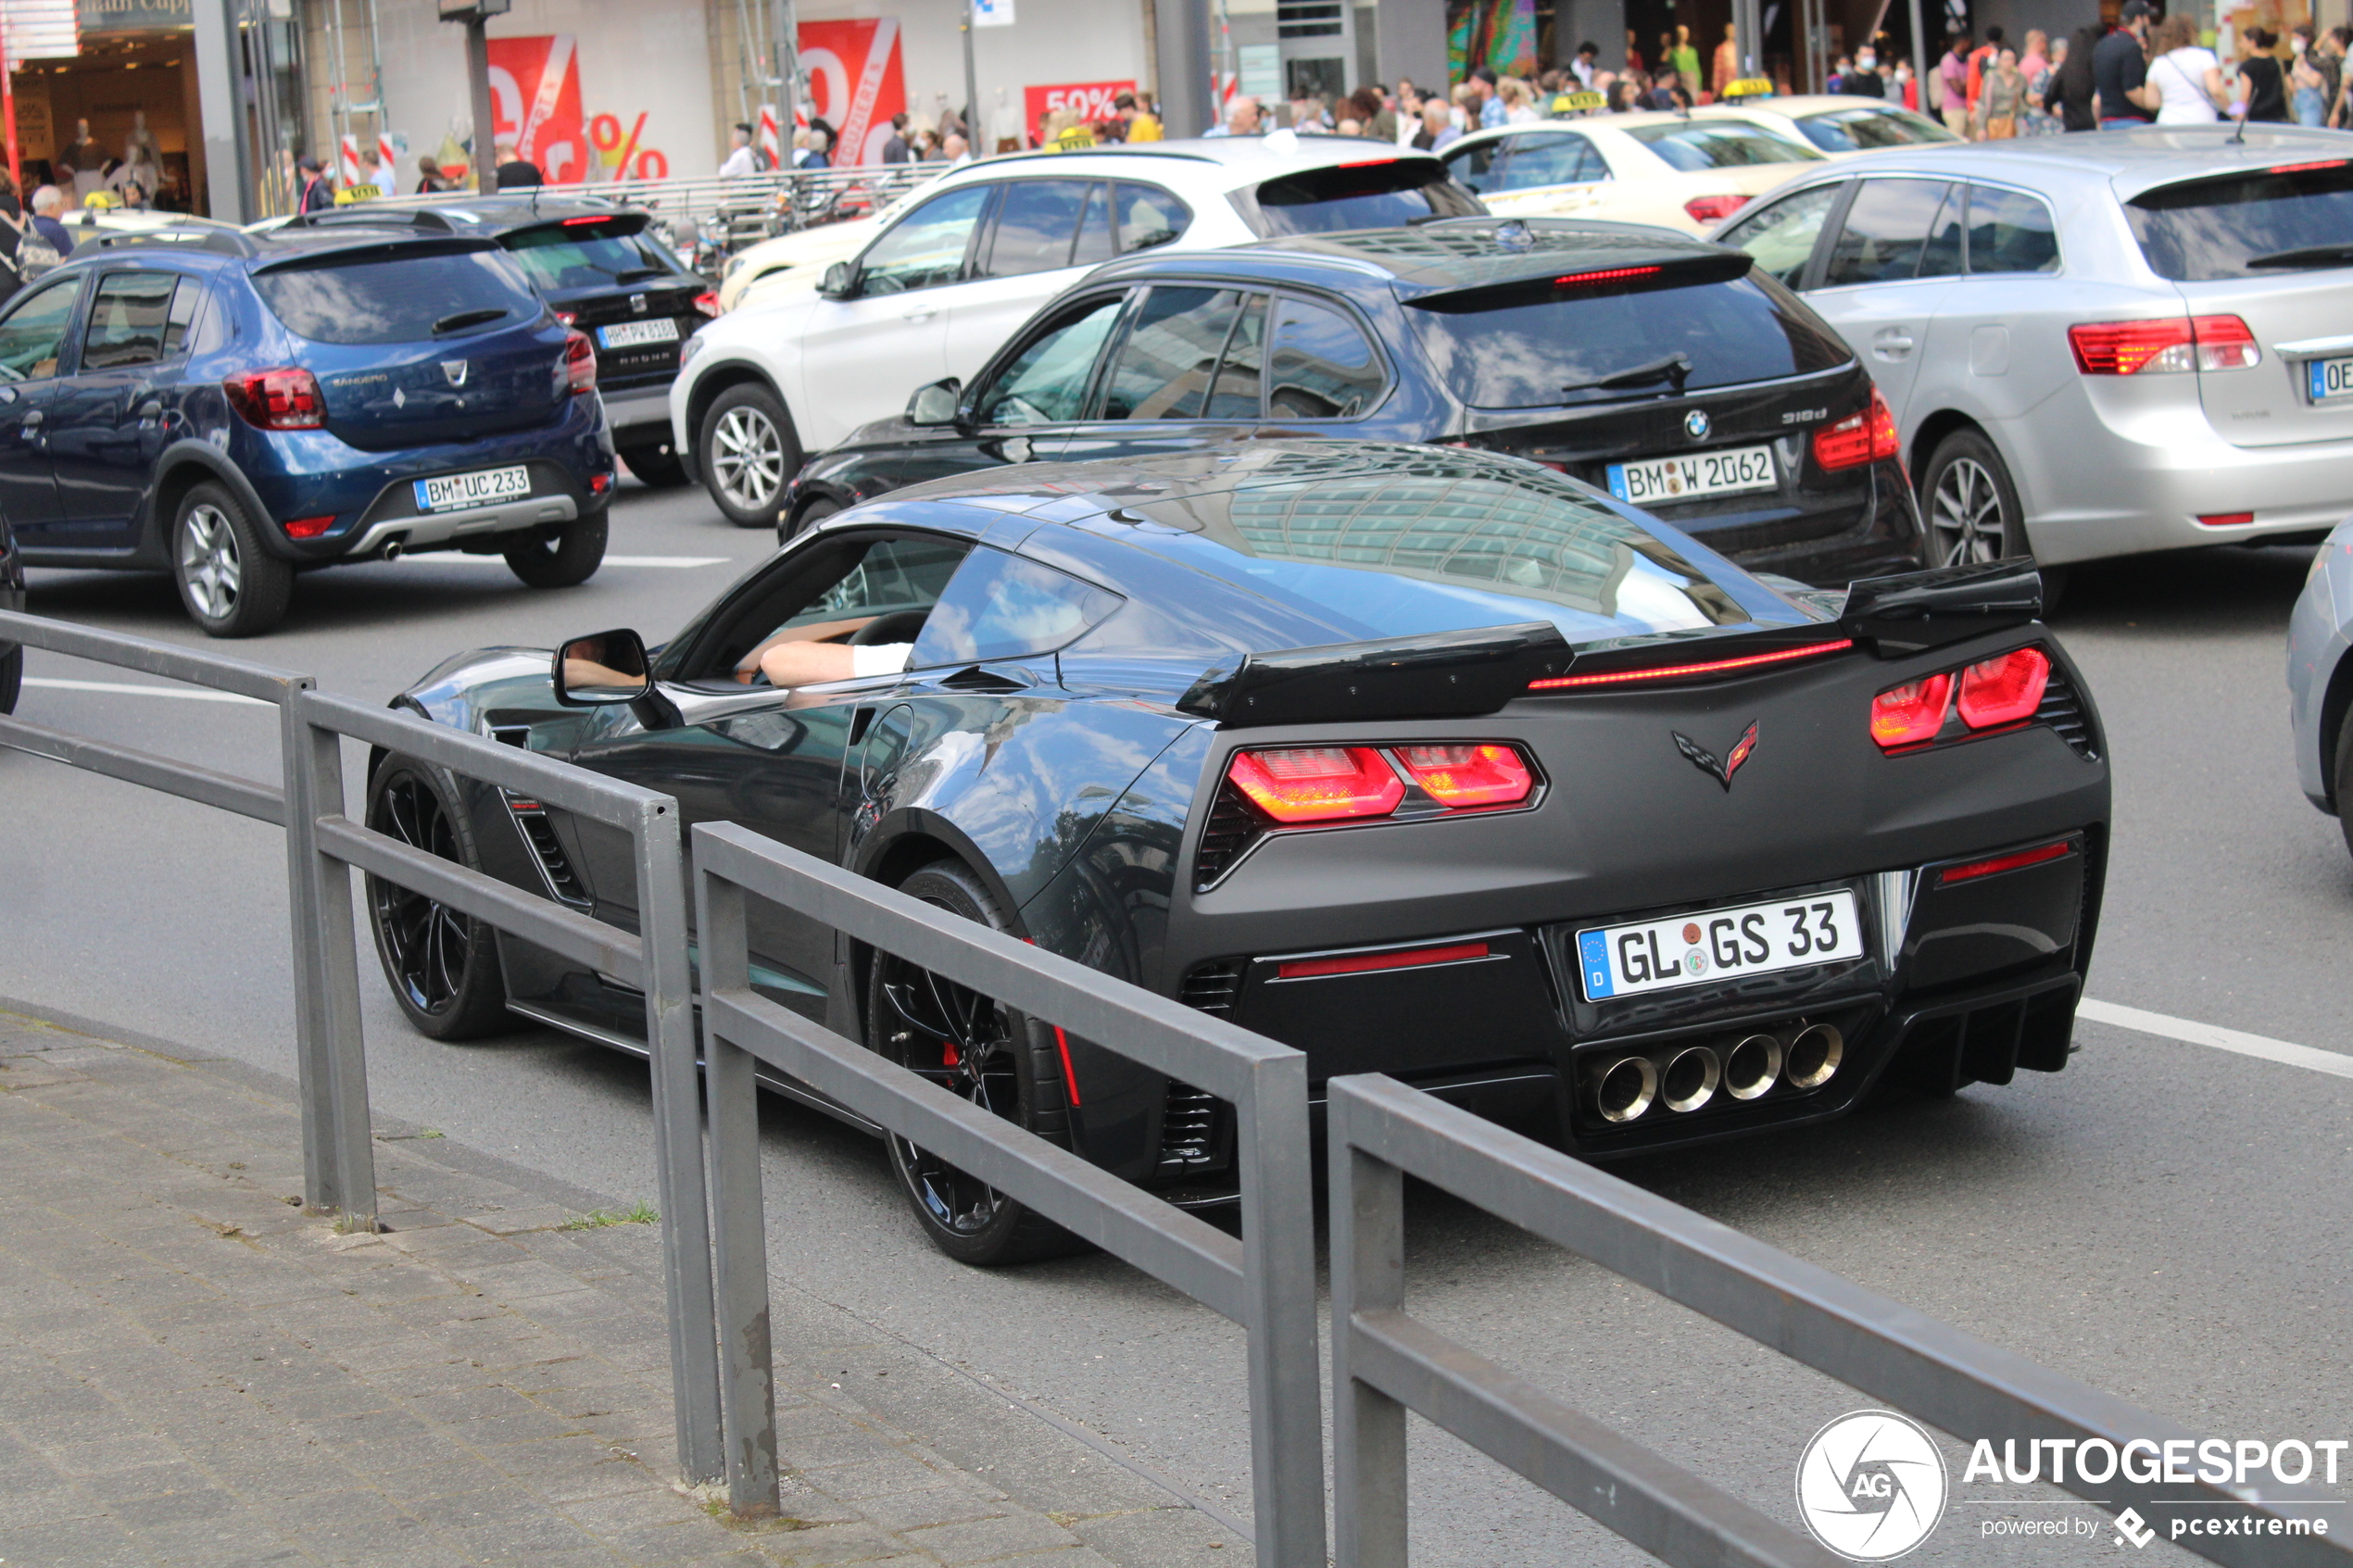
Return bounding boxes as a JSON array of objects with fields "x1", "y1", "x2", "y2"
[
  {"x1": 137, "y1": 399, "x2": 162, "y2": 420},
  {"x1": 901, "y1": 307, "x2": 937, "y2": 322},
  {"x1": 1872, "y1": 331, "x2": 1916, "y2": 358},
  {"x1": 19, "y1": 409, "x2": 39, "y2": 437}
]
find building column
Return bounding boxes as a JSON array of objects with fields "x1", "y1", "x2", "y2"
[
  {"x1": 1559, "y1": 0, "x2": 1630, "y2": 69},
  {"x1": 1374, "y1": 0, "x2": 1451, "y2": 89},
  {"x1": 192, "y1": 0, "x2": 249, "y2": 222},
  {"x1": 1154, "y1": 0, "x2": 1214, "y2": 135}
]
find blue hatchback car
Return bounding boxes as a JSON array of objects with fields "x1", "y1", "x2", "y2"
[{"x1": 0, "y1": 225, "x2": 617, "y2": 635}]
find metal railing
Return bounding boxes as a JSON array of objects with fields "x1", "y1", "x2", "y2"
[
  {"x1": 0, "y1": 610, "x2": 726, "y2": 1486},
  {"x1": 346, "y1": 165, "x2": 941, "y2": 247},
  {"x1": 689, "y1": 820, "x2": 1326, "y2": 1564},
  {"x1": 1326, "y1": 1072, "x2": 2353, "y2": 1568}
]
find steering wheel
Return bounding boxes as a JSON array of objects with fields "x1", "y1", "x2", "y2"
[{"x1": 849, "y1": 609, "x2": 929, "y2": 646}]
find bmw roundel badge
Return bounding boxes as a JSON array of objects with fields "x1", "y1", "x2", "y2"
[{"x1": 1684, "y1": 408, "x2": 1711, "y2": 441}]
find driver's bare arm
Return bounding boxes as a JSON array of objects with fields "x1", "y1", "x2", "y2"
[
  {"x1": 758, "y1": 639, "x2": 862, "y2": 689},
  {"x1": 733, "y1": 614, "x2": 875, "y2": 681}
]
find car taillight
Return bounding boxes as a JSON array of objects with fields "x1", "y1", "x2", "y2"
[
  {"x1": 1394, "y1": 744, "x2": 1534, "y2": 808},
  {"x1": 2068, "y1": 315, "x2": 2258, "y2": 375},
  {"x1": 1956, "y1": 646, "x2": 2050, "y2": 729},
  {"x1": 1813, "y1": 389, "x2": 1900, "y2": 471},
  {"x1": 1683, "y1": 194, "x2": 1748, "y2": 224},
  {"x1": 693, "y1": 291, "x2": 721, "y2": 317},
  {"x1": 1227, "y1": 746, "x2": 1403, "y2": 823},
  {"x1": 554, "y1": 309, "x2": 578, "y2": 327},
  {"x1": 563, "y1": 330, "x2": 596, "y2": 395},
  {"x1": 222, "y1": 367, "x2": 325, "y2": 430},
  {"x1": 1869, "y1": 673, "x2": 1952, "y2": 750}
]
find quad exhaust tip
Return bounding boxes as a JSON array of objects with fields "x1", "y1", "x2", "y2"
[
  {"x1": 1724, "y1": 1034, "x2": 1783, "y2": 1100},
  {"x1": 1660, "y1": 1046, "x2": 1720, "y2": 1113},
  {"x1": 1588, "y1": 1022, "x2": 1841, "y2": 1123},
  {"x1": 1594, "y1": 1055, "x2": 1657, "y2": 1123},
  {"x1": 1786, "y1": 1022, "x2": 1843, "y2": 1089}
]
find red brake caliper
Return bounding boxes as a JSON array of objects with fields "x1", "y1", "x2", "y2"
[{"x1": 941, "y1": 1040, "x2": 961, "y2": 1068}]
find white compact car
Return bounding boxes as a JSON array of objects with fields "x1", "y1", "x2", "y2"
[
  {"x1": 670, "y1": 134, "x2": 1483, "y2": 524},
  {"x1": 716, "y1": 177, "x2": 944, "y2": 311},
  {"x1": 1439, "y1": 111, "x2": 1826, "y2": 235},
  {"x1": 1695, "y1": 95, "x2": 1962, "y2": 157}
]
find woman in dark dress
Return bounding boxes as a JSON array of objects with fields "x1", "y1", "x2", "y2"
[{"x1": 2237, "y1": 29, "x2": 2292, "y2": 121}]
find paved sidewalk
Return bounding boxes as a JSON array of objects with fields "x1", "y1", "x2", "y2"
[{"x1": 0, "y1": 1010, "x2": 1249, "y2": 1567}]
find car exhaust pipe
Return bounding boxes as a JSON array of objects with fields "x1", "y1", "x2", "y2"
[
  {"x1": 1593, "y1": 1056, "x2": 1657, "y2": 1123},
  {"x1": 1660, "y1": 1046, "x2": 1721, "y2": 1113},
  {"x1": 380, "y1": 538, "x2": 404, "y2": 563},
  {"x1": 1786, "y1": 1022, "x2": 1843, "y2": 1089},
  {"x1": 1723, "y1": 1034, "x2": 1782, "y2": 1100}
]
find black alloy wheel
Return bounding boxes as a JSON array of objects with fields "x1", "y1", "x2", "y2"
[
  {"x1": 617, "y1": 439, "x2": 690, "y2": 488},
  {"x1": 364, "y1": 756, "x2": 511, "y2": 1040},
  {"x1": 865, "y1": 860, "x2": 1081, "y2": 1266},
  {"x1": 778, "y1": 495, "x2": 839, "y2": 548},
  {"x1": 1919, "y1": 429, "x2": 2022, "y2": 569},
  {"x1": 503, "y1": 508, "x2": 609, "y2": 588}
]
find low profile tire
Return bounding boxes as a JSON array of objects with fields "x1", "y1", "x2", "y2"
[
  {"x1": 363, "y1": 755, "x2": 510, "y2": 1041},
  {"x1": 778, "y1": 495, "x2": 840, "y2": 548},
  {"x1": 617, "y1": 438, "x2": 690, "y2": 488},
  {"x1": 0, "y1": 644, "x2": 19, "y2": 714},
  {"x1": 503, "y1": 508, "x2": 608, "y2": 588},
  {"x1": 698, "y1": 382, "x2": 799, "y2": 528},
  {"x1": 866, "y1": 860, "x2": 1084, "y2": 1267},
  {"x1": 171, "y1": 481, "x2": 292, "y2": 638},
  {"x1": 1919, "y1": 429, "x2": 2023, "y2": 568},
  {"x1": 2334, "y1": 710, "x2": 2353, "y2": 870}
]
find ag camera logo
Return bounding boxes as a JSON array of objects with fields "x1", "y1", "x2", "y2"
[{"x1": 1796, "y1": 1410, "x2": 1949, "y2": 1562}]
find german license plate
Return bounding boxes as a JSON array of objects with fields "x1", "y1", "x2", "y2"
[
  {"x1": 413, "y1": 465, "x2": 531, "y2": 513},
  {"x1": 598, "y1": 319, "x2": 680, "y2": 350},
  {"x1": 1606, "y1": 444, "x2": 1778, "y2": 506},
  {"x1": 1575, "y1": 889, "x2": 1864, "y2": 1001},
  {"x1": 2309, "y1": 356, "x2": 2353, "y2": 403}
]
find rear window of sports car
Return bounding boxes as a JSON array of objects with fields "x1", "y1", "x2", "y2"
[
  {"x1": 253, "y1": 246, "x2": 545, "y2": 344},
  {"x1": 1139, "y1": 453, "x2": 1771, "y2": 640},
  {"x1": 1411, "y1": 269, "x2": 1850, "y2": 410},
  {"x1": 2126, "y1": 161, "x2": 2353, "y2": 281}
]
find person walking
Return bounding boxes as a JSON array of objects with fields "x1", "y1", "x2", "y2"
[
  {"x1": 2233, "y1": 28, "x2": 2291, "y2": 121},
  {"x1": 1975, "y1": 46, "x2": 2028, "y2": 136},
  {"x1": 879, "y1": 113, "x2": 912, "y2": 164},
  {"x1": 2292, "y1": 27, "x2": 2329, "y2": 125},
  {"x1": 1114, "y1": 91, "x2": 1162, "y2": 141},
  {"x1": 494, "y1": 141, "x2": 544, "y2": 188},
  {"x1": 2047, "y1": 24, "x2": 2103, "y2": 129},
  {"x1": 295, "y1": 154, "x2": 334, "y2": 212},
  {"x1": 2139, "y1": 13, "x2": 2226, "y2": 123},
  {"x1": 1843, "y1": 45, "x2": 1886, "y2": 96},
  {"x1": 2094, "y1": 2, "x2": 2158, "y2": 128},
  {"x1": 716, "y1": 122, "x2": 759, "y2": 178},
  {"x1": 1938, "y1": 36, "x2": 1974, "y2": 136}
]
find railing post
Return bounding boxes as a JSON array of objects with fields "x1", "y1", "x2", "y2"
[
  {"x1": 1239, "y1": 1050, "x2": 1327, "y2": 1567},
  {"x1": 280, "y1": 685, "x2": 376, "y2": 1224},
  {"x1": 1330, "y1": 1085, "x2": 1409, "y2": 1568},
  {"x1": 633, "y1": 797, "x2": 725, "y2": 1485},
  {"x1": 694, "y1": 857, "x2": 781, "y2": 1516}
]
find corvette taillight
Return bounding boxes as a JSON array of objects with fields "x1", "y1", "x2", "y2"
[
  {"x1": 1956, "y1": 646, "x2": 2050, "y2": 729},
  {"x1": 1227, "y1": 746, "x2": 1403, "y2": 823},
  {"x1": 1813, "y1": 389, "x2": 1901, "y2": 472},
  {"x1": 1869, "y1": 673, "x2": 1952, "y2": 750},
  {"x1": 1394, "y1": 744, "x2": 1534, "y2": 808}
]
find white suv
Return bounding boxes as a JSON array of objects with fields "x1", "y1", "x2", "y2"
[{"x1": 669, "y1": 135, "x2": 1482, "y2": 525}]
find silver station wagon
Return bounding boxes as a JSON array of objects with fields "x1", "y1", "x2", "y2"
[{"x1": 1712, "y1": 126, "x2": 2353, "y2": 580}]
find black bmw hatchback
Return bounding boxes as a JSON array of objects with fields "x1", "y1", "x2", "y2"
[
  {"x1": 289, "y1": 196, "x2": 713, "y2": 487},
  {"x1": 782, "y1": 218, "x2": 1925, "y2": 587}
]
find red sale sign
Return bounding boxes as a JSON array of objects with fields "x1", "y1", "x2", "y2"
[
  {"x1": 1024, "y1": 80, "x2": 1137, "y2": 142},
  {"x1": 800, "y1": 19, "x2": 908, "y2": 166},
  {"x1": 486, "y1": 34, "x2": 588, "y2": 184}
]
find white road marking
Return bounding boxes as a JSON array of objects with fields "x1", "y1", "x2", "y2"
[
  {"x1": 2078, "y1": 997, "x2": 2353, "y2": 1081},
  {"x1": 20, "y1": 677, "x2": 268, "y2": 707}
]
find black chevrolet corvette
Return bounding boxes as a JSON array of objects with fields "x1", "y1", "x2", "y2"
[{"x1": 370, "y1": 442, "x2": 2108, "y2": 1263}]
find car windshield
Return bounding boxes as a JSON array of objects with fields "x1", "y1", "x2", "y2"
[
  {"x1": 1135, "y1": 449, "x2": 1772, "y2": 642},
  {"x1": 2126, "y1": 162, "x2": 2353, "y2": 280},
  {"x1": 500, "y1": 219, "x2": 682, "y2": 290},
  {"x1": 1409, "y1": 270, "x2": 1851, "y2": 409},
  {"x1": 1244, "y1": 159, "x2": 1484, "y2": 236},
  {"x1": 253, "y1": 246, "x2": 544, "y2": 344},
  {"x1": 1625, "y1": 121, "x2": 1823, "y2": 169},
  {"x1": 1791, "y1": 106, "x2": 1958, "y2": 151}
]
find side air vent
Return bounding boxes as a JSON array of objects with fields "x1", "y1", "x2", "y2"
[
  {"x1": 2036, "y1": 664, "x2": 2099, "y2": 761},
  {"x1": 1156, "y1": 1080, "x2": 1232, "y2": 1175},
  {"x1": 1192, "y1": 784, "x2": 1269, "y2": 892},
  {"x1": 505, "y1": 797, "x2": 591, "y2": 907},
  {"x1": 1178, "y1": 960, "x2": 1242, "y2": 1018}
]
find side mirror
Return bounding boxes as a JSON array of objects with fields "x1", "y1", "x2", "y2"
[
  {"x1": 553, "y1": 628, "x2": 652, "y2": 706},
  {"x1": 819, "y1": 260, "x2": 858, "y2": 299},
  {"x1": 906, "y1": 377, "x2": 963, "y2": 426}
]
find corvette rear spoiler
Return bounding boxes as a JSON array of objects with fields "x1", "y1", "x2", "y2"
[{"x1": 1176, "y1": 560, "x2": 2045, "y2": 729}]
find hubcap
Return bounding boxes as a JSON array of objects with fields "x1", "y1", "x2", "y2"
[
  {"x1": 876, "y1": 932, "x2": 1023, "y2": 1236},
  {"x1": 179, "y1": 504, "x2": 242, "y2": 620},
  {"x1": 711, "y1": 406, "x2": 784, "y2": 512},
  {"x1": 1930, "y1": 457, "x2": 2006, "y2": 567},
  {"x1": 370, "y1": 773, "x2": 472, "y2": 1015}
]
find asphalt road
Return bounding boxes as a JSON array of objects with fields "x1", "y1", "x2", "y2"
[{"x1": 6, "y1": 478, "x2": 2349, "y2": 1565}]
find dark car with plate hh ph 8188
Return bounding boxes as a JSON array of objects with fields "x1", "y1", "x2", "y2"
[
  {"x1": 364, "y1": 442, "x2": 2102, "y2": 1266},
  {"x1": 0, "y1": 224, "x2": 616, "y2": 636},
  {"x1": 782, "y1": 218, "x2": 1926, "y2": 588},
  {"x1": 284, "y1": 196, "x2": 716, "y2": 488}
]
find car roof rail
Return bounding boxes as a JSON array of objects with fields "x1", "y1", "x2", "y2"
[
  {"x1": 73, "y1": 227, "x2": 259, "y2": 259},
  {"x1": 276, "y1": 207, "x2": 459, "y2": 233}
]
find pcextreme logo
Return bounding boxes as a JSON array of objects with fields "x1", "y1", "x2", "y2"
[{"x1": 1795, "y1": 1410, "x2": 1949, "y2": 1562}]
